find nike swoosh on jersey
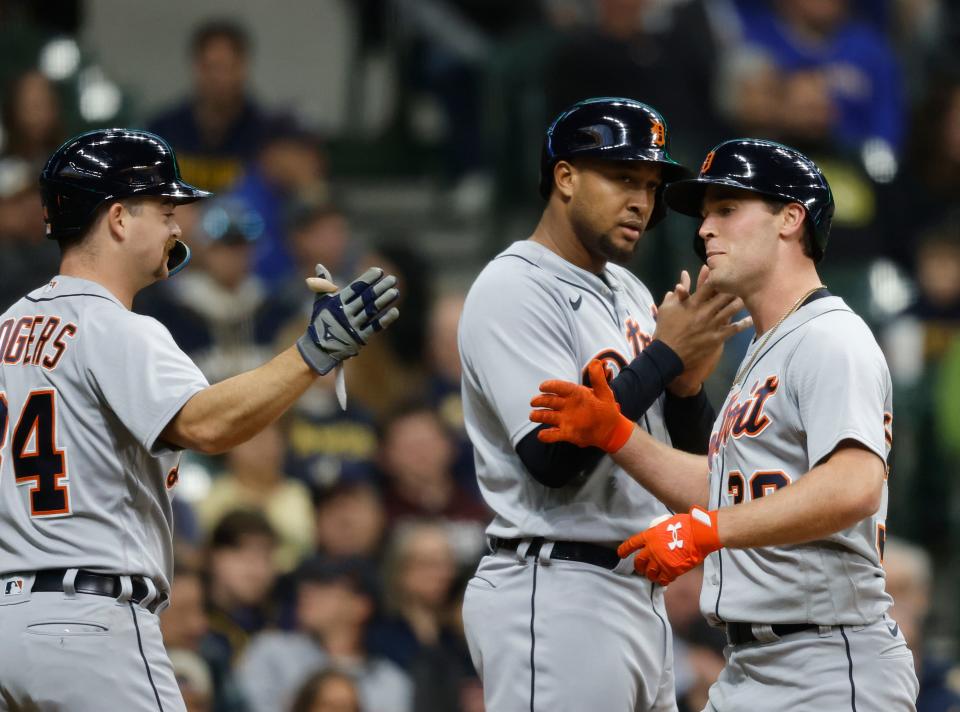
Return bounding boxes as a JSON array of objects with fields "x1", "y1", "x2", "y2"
[
  {"x1": 570, "y1": 295, "x2": 582, "y2": 311},
  {"x1": 886, "y1": 621, "x2": 899, "y2": 637}
]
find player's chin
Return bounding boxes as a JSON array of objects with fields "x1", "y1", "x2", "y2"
[{"x1": 597, "y1": 233, "x2": 639, "y2": 265}]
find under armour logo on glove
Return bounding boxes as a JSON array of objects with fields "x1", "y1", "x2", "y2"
[
  {"x1": 297, "y1": 265, "x2": 401, "y2": 375},
  {"x1": 618, "y1": 507, "x2": 722, "y2": 586},
  {"x1": 667, "y1": 523, "x2": 683, "y2": 551}
]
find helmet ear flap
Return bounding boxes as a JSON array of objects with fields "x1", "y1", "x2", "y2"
[
  {"x1": 646, "y1": 183, "x2": 668, "y2": 229},
  {"x1": 166, "y1": 239, "x2": 192, "y2": 275}
]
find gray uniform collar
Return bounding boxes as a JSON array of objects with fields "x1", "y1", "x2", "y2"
[
  {"x1": 34, "y1": 275, "x2": 127, "y2": 309},
  {"x1": 501, "y1": 240, "x2": 626, "y2": 296},
  {"x1": 737, "y1": 295, "x2": 850, "y2": 389}
]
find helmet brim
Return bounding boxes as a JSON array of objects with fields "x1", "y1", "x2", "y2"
[
  {"x1": 153, "y1": 180, "x2": 212, "y2": 204},
  {"x1": 665, "y1": 176, "x2": 801, "y2": 218},
  {"x1": 539, "y1": 151, "x2": 692, "y2": 199}
]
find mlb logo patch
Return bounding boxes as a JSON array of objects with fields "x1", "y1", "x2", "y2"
[{"x1": 3, "y1": 578, "x2": 24, "y2": 596}]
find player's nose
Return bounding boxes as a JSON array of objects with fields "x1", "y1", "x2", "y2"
[
  {"x1": 625, "y1": 188, "x2": 654, "y2": 219},
  {"x1": 698, "y1": 218, "x2": 717, "y2": 241}
]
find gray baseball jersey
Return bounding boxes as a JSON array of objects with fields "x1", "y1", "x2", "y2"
[
  {"x1": 702, "y1": 296, "x2": 892, "y2": 625},
  {"x1": 459, "y1": 240, "x2": 672, "y2": 544},
  {"x1": 460, "y1": 240, "x2": 678, "y2": 712},
  {"x1": 0, "y1": 276, "x2": 208, "y2": 596}
]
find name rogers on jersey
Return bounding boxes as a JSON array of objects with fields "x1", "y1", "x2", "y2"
[
  {"x1": 707, "y1": 375, "x2": 779, "y2": 468},
  {"x1": 0, "y1": 316, "x2": 77, "y2": 370}
]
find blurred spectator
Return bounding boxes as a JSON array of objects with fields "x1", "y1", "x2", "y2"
[
  {"x1": 197, "y1": 422, "x2": 315, "y2": 572},
  {"x1": 663, "y1": 567, "x2": 727, "y2": 712},
  {"x1": 1, "y1": 69, "x2": 66, "y2": 169},
  {"x1": 289, "y1": 670, "x2": 361, "y2": 712},
  {"x1": 203, "y1": 511, "x2": 280, "y2": 676},
  {"x1": 237, "y1": 556, "x2": 413, "y2": 712},
  {"x1": 883, "y1": 537, "x2": 960, "y2": 711},
  {"x1": 0, "y1": 156, "x2": 58, "y2": 309},
  {"x1": 426, "y1": 291, "x2": 476, "y2": 492},
  {"x1": 147, "y1": 19, "x2": 279, "y2": 192},
  {"x1": 345, "y1": 244, "x2": 431, "y2": 420},
  {"x1": 882, "y1": 215, "x2": 960, "y2": 548},
  {"x1": 369, "y1": 520, "x2": 476, "y2": 711},
  {"x1": 313, "y1": 476, "x2": 387, "y2": 562},
  {"x1": 273, "y1": 201, "x2": 360, "y2": 313},
  {"x1": 136, "y1": 196, "x2": 295, "y2": 382},
  {"x1": 283, "y1": 372, "x2": 380, "y2": 494},
  {"x1": 231, "y1": 128, "x2": 331, "y2": 286},
  {"x1": 162, "y1": 564, "x2": 210, "y2": 654},
  {"x1": 880, "y1": 73, "x2": 960, "y2": 271},
  {"x1": 169, "y1": 649, "x2": 215, "y2": 712},
  {"x1": 737, "y1": 0, "x2": 904, "y2": 153},
  {"x1": 378, "y1": 403, "x2": 488, "y2": 564}
]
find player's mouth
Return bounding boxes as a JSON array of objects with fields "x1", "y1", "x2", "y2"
[
  {"x1": 705, "y1": 250, "x2": 725, "y2": 266},
  {"x1": 619, "y1": 221, "x2": 644, "y2": 241}
]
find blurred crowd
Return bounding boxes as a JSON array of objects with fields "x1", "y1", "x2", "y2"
[{"x1": 2, "y1": 0, "x2": 960, "y2": 710}]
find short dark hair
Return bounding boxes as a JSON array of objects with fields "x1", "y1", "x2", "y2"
[
  {"x1": 209, "y1": 509, "x2": 276, "y2": 550},
  {"x1": 760, "y1": 196, "x2": 820, "y2": 262},
  {"x1": 191, "y1": 19, "x2": 251, "y2": 58},
  {"x1": 290, "y1": 670, "x2": 359, "y2": 712}
]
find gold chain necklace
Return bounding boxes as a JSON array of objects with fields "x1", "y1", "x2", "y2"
[{"x1": 731, "y1": 285, "x2": 825, "y2": 391}]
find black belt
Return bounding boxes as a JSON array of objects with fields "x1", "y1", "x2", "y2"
[
  {"x1": 726, "y1": 622, "x2": 817, "y2": 646},
  {"x1": 31, "y1": 569, "x2": 167, "y2": 614},
  {"x1": 492, "y1": 537, "x2": 621, "y2": 570}
]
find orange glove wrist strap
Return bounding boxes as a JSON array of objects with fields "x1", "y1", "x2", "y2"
[
  {"x1": 604, "y1": 414, "x2": 635, "y2": 453},
  {"x1": 691, "y1": 506, "x2": 722, "y2": 553}
]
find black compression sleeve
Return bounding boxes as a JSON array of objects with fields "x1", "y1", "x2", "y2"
[
  {"x1": 609, "y1": 340, "x2": 683, "y2": 420},
  {"x1": 664, "y1": 388, "x2": 716, "y2": 454},
  {"x1": 516, "y1": 340, "x2": 684, "y2": 488},
  {"x1": 516, "y1": 427, "x2": 605, "y2": 488}
]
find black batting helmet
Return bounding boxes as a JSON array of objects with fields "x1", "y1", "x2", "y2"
[
  {"x1": 664, "y1": 138, "x2": 834, "y2": 263},
  {"x1": 39, "y1": 128, "x2": 212, "y2": 275},
  {"x1": 539, "y1": 97, "x2": 690, "y2": 229}
]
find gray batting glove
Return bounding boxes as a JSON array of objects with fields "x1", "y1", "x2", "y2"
[{"x1": 297, "y1": 265, "x2": 401, "y2": 375}]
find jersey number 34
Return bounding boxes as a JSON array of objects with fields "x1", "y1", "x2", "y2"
[{"x1": 0, "y1": 389, "x2": 70, "y2": 517}]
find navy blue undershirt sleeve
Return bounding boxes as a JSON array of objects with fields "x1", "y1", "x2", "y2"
[
  {"x1": 664, "y1": 388, "x2": 716, "y2": 454},
  {"x1": 517, "y1": 340, "x2": 696, "y2": 488}
]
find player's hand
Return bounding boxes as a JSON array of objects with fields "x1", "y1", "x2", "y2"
[
  {"x1": 617, "y1": 507, "x2": 722, "y2": 586},
  {"x1": 530, "y1": 359, "x2": 635, "y2": 453},
  {"x1": 297, "y1": 264, "x2": 400, "y2": 375},
  {"x1": 655, "y1": 266, "x2": 751, "y2": 395}
]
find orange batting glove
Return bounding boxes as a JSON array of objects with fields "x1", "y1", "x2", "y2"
[
  {"x1": 617, "y1": 507, "x2": 722, "y2": 586},
  {"x1": 530, "y1": 359, "x2": 635, "y2": 453}
]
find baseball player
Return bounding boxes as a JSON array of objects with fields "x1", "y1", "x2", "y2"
[
  {"x1": 458, "y1": 98, "x2": 751, "y2": 712},
  {"x1": 530, "y1": 139, "x2": 919, "y2": 710},
  {"x1": 0, "y1": 128, "x2": 400, "y2": 712}
]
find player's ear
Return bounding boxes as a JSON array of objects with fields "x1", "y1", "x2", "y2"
[
  {"x1": 779, "y1": 202, "x2": 806, "y2": 242},
  {"x1": 104, "y1": 201, "x2": 128, "y2": 242},
  {"x1": 553, "y1": 160, "x2": 577, "y2": 200}
]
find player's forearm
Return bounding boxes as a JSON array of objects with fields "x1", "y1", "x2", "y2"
[
  {"x1": 717, "y1": 446, "x2": 885, "y2": 549},
  {"x1": 612, "y1": 427, "x2": 709, "y2": 512},
  {"x1": 163, "y1": 346, "x2": 316, "y2": 453}
]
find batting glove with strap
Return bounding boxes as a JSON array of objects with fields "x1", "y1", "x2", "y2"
[
  {"x1": 617, "y1": 507, "x2": 722, "y2": 586},
  {"x1": 297, "y1": 265, "x2": 400, "y2": 375},
  {"x1": 530, "y1": 359, "x2": 635, "y2": 453}
]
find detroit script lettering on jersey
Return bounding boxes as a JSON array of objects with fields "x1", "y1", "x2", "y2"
[
  {"x1": 0, "y1": 316, "x2": 77, "y2": 369},
  {"x1": 707, "y1": 375, "x2": 778, "y2": 468}
]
